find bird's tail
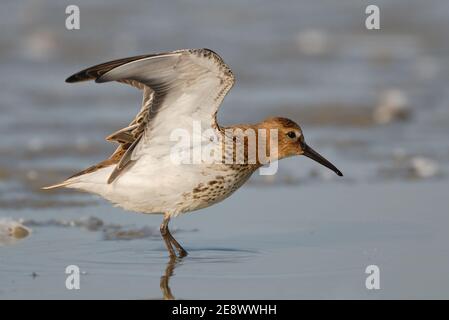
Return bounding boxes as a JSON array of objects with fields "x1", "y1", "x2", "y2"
[{"x1": 41, "y1": 179, "x2": 73, "y2": 190}]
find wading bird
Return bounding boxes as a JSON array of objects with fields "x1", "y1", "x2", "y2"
[{"x1": 44, "y1": 49, "x2": 342, "y2": 257}]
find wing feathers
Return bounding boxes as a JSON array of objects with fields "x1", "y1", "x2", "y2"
[
  {"x1": 106, "y1": 129, "x2": 136, "y2": 144},
  {"x1": 106, "y1": 136, "x2": 141, "y2": 184},
  {"x1": 65, "y1": 53, "x2": 165, "y2": 83},
  {"x1": 46, "y1": 48, "x2": 234, "y2": 189}
]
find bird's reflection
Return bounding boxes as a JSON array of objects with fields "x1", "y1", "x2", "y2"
[
  {"x1": 160, "y1": 255, "x2": 184, "y2": 300},
  {"x1": 158, "y1": 247, "x2": 256, "y2": 299}
]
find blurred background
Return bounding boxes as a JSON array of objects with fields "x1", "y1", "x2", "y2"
[{"x1": 1, "y1": 0, "x2": 449, "y2": 299}]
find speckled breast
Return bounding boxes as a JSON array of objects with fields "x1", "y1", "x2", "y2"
[{"x1": 173, "y1": 164, "x2": 257, "y2": 215}]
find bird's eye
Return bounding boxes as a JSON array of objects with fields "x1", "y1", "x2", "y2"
[{"x1": 286, "y1": 131, "x2": 296, "y2": 139}]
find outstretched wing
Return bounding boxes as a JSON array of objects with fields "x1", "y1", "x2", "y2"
[{"x1": 65, "y1": 48, "x2": 235, "y2": 184}]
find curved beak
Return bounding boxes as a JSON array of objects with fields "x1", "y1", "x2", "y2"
[{"x1": 302, "y1": 144, "x2": 343, "y2": 177}]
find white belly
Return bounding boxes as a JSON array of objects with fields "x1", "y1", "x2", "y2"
[{"x1": 66, "y1": 154, "x2": 254, "y2": 216}]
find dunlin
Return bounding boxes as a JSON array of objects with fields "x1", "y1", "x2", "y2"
[{"x1": 44, "y1": 48, "x2": 342, "y2": 257}]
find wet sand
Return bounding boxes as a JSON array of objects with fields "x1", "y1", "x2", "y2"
[{"x1": 2, "y1": 180, "x2": 449, "y2": 299}]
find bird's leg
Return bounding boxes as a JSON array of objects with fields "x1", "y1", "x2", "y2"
[
  {"x1": 160, "y1": 215, "x2": 176, "y2": 257},
  {"x1": 167, "y1": 232, "x2": 188, "y2": 257},
  {"x1": 160, "y1": 214, "x2": 188, "y2": 257}
]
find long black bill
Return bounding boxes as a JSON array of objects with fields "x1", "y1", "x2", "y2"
[{"x1": 303, "y1": 144, "x2": 343, "y2": 176}]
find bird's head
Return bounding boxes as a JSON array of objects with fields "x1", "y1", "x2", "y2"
[{"x1": 260, "y1": 117, "x2": 343, "y2": 176}]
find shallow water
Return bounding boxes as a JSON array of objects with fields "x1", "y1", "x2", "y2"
[
  {"x1": 1, "y1": 0, "x2": 449, "y2": 299},
  {"x1": 2, "y1": 182, "x2": 449, "y2": 299}
]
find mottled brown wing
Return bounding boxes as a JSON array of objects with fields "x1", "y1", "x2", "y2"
[
  {"x1": 65, "y1": 49, "x2": 234, "y2": 185},
  {"x1": 66, "y1": 85, "x2": 154, "y2": 182},
  {"x1": 65, "y1": 59, "x2": 158, "y2": 182}
]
